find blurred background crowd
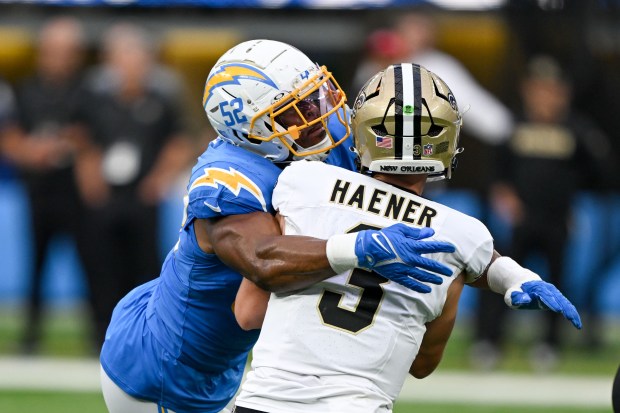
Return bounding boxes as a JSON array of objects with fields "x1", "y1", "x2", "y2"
[{"x1": 0, "y1": 0, "x2": 619, "y2": 374}]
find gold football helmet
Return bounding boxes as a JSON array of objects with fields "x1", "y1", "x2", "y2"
[{"x1": 351, "y1": 63, "x2": 463, "y2": 181}]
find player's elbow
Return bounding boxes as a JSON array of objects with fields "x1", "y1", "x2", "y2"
[
  {"x1": 409, "y1": 365, "x2": 436, "y2": 379},
  {"x1": 409, "y1": 355, "x2": 441, "y2": 379},
  {"x1": 235, "y1": 312, "x2": 263, "y2": 331},
  {"x1": 244, "y1": 262, "x2": 289, "y2": 293},
  {"x1": 234, "y1": 300, "x2": 267, "y2": 331}
]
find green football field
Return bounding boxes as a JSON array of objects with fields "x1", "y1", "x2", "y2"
[
  {"x1": 0, "y1": 307, "x2": 616, "y2": 412},
  {"x1": 0, "y1": 391, "x2": 610, "y2": 413},
  {"x1": 1, "y1": 306, "x2": 617, "y2": 374}
]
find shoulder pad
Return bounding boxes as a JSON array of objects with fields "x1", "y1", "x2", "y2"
[{"x1": 188, "y1": 166, "x2": 274, "y2": 218}]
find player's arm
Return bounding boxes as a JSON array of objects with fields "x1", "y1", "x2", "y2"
[
  {"x1": 197, "y1": 211, "x2": 335, "y2": 293},
  {"x1": 410, "y1": 274, "x2": 465, "y2": 379},
  {"x1": 138, "y1": 133, "x2": 195, "y2": 205},
  {"x1": 198, "y1": 214, "x2": 456, "y2": 294},
  {"x1": 234, "y1": 277, "x2": 270, "y2": 331},
  {"x1": 231, "y1": 211, "x2": 315, "y2": 329},
  {"x1": 469, "y1": 250, "x2": 582, "y2": 329}
]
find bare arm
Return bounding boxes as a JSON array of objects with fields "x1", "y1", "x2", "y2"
[
  {"x1": 410, "y1": 250, "x2": 516, "y2": 378},
  {"x1": 139, "y1": 134, "x2": 196, "y2": 205},
  {"x1": 231, "y1": 212, "x2": 315, "y2": 329},
  {"x1": 410, "y1": 274, "x2": 465, "y2": 379},
  {"x1": 0, "y1": 124, "x2": 73, "y2": 171},
  {"x1": 234, "y1": 278, "x2": 270, "y2": 330},
  {"x1": 196, "y1": 211, "x2": 336, "y2": 293},
  {"x1": 67, "y1": 124, "x2": 110, "y2": 207}
]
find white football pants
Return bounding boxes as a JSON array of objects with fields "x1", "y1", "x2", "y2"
[{"x1": 100, "y1": 364, "x2": 231, "y2": 413}]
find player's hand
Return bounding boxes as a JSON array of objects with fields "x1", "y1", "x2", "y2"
[
  {"x1": 354, "y1": 223, "x2": 456, "y2": 293},
  {"x1": 507, "y1": 280, "x2": 582, "y2": 329}
]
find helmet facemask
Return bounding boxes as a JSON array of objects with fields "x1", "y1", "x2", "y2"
[{"x1": 251, "y1": 66, "x2": 349, "y2": 162}]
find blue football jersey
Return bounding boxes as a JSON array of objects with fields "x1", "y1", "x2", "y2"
[{"x1": 101, "y1": 130, "x2": 356, "y2": 412}]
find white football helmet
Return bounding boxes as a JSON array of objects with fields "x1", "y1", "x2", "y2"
[
  {"x1": 352, "y1": 63, "x2": 463, "y2": 181},
  {"x1": 203, "y1": 39, "x2": 350, "y2": 162}
]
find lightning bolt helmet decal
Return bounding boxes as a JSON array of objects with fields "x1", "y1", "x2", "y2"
[{"x1": 203, "y1": 63, "x2": 277, "y2": 107}]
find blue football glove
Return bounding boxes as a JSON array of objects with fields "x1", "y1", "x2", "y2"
[
  {"x1": 355, "y1": 223, "x2": 456, "y2": 293},
  {"x1": 509, "y1": 280, "x2": 582, "y2": 330}
]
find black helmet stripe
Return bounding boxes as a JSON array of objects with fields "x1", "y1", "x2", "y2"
[
  {"x1": 412, "y1": 64, "x2": 422, "y2": 159},
  {"x1": 393, "y1": 64, "x2": 403, "y2": 159},
  {"x1": 393, "y1": 64, "x2": 423, "y2": 160}
]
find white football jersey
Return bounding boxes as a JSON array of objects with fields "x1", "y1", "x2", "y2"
[{"x1": 236, "y1": 160, "x2": 493, "y2": 413}]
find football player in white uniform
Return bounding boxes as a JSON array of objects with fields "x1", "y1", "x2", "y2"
[{"x1": 233, "y1": 63, "x2": 582, "y2": 413}]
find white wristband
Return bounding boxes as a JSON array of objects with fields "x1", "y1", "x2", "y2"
[
  {"x1": 326, "y1": 233, "x2": 359, "y2": 274},
  {"x1": 487, "y1": 256, "x2": 541, "y2": 295}
]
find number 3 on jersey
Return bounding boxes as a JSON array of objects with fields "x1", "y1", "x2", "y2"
[{"x1": 318, "y1": 224, "x2": 389, "y2": 334}]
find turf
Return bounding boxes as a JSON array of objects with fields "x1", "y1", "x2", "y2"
[
  {"x1": 1, "y1": 307, "x2": 618, "y2": 376},
  {"x1": 0, "y1": 391, "x2": 610, "y2": 413},
  {"x1": 393, "y1": 401, "x2": 610, "y2": 413},
  {"x1": 0, "y1": 390, "x2": 108, "y2": 413},
  {"x1": 0, "y1": 307, "x2": 616, "y2": 413}
]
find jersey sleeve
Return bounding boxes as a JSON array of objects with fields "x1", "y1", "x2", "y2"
[
  {"x1": 187, "y1": 165, "x2": 275, "y2": 219},
  {"x1": 449, "y1": 214, "x2": 494, "y2": 283},
  {"x1": 187, "y1": 180, "x2": 267, "y2": 219},
  {"x1": 186, "y1": 140, "x2": 284, "y2": 220}
]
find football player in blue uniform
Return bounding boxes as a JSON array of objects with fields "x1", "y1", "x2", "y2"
[{"x1": 99, "y1": 40, "x2": 458, "y2": 413}]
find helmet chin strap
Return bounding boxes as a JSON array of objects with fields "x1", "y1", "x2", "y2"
[
  {"x1": 293, "y1": 134, "x2": 332, "y2": 162},
  {"x1": 274, "y1": 134, "x2": 332, "y2": 166},
  {"x1": 303, "y1": 151, "x2": 331, "y2": 162}
]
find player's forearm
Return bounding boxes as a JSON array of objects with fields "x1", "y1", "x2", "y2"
[
  {"x1": 410, "y1": 350, "x2": 443, "y2": 379},
  {"x1": 251, "y1": 236, "x2": 336, "y2": 292},
  {"x1": 410, "y1": 322, "x2": 452, "y2": 379},
  {"x1": 150, "y1": 135, "x2": 195, "y2": 180},
  {"x1": 234, "y1": 278, "x2": 270, "y2": 330},
  {"x1": 411, "y1": 276, "x2": 463, "y2": 378},
  {"x1": 203, "y1": 215, "x2": 337, "y2": 293}
]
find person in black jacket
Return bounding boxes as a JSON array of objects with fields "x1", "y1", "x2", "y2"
[
  {"x1": 1, "y1": 17, "x2": 89, "y2": 354},
  {"x1": 472, "y1": 55, "x2": 612, "y2": 371},
  {"x1": 73, "y1": 23, "x2": 195, "y2": 348}
]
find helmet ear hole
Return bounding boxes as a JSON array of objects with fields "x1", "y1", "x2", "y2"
[{"x1": 246, "y1": 133, "x2": 263, "y2": 145}]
